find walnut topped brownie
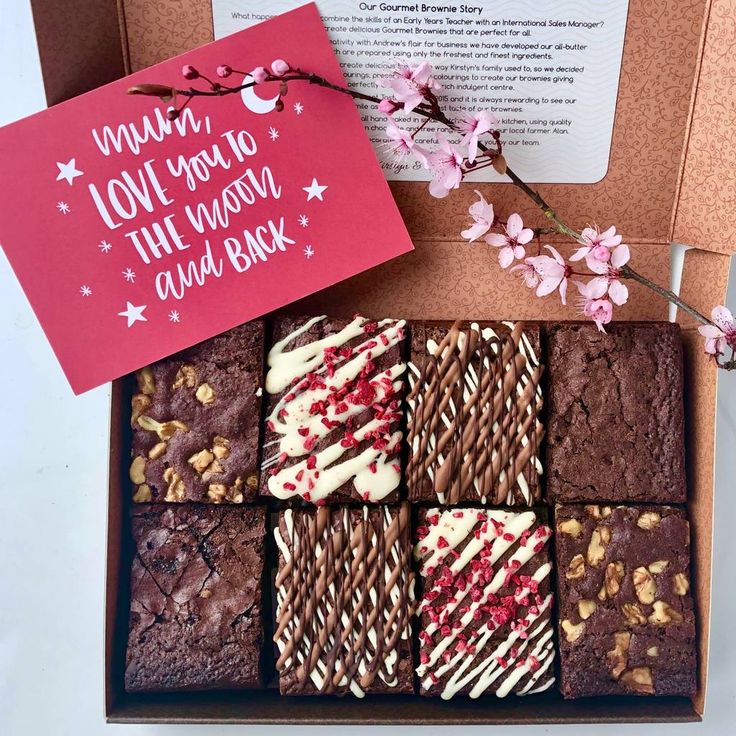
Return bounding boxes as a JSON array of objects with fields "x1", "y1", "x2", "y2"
[
  {"x1": 129, "y1": 321, "x2": 264, "y2": 504},
  {"x1": 555, "y1": 504, "x2": 696, "y2": 698},
  {"x1": 415, "y1": 508, "x2": 555, "y2": 698},
  {"x1": 261, "y1": 315, "x2": 407, "y2": 504},
  {"x1": 125, "y1": 504, "x2": 264, "y2": 691},
  {"x1": 273, "y1": 504, "x2": 415, "y2": 695},
  {"x1": 408, "y1": 321, "x2": 544, "y2": 505},
  {"x1": 546, "y1": 322, "x2": 686, "y2": 503}
]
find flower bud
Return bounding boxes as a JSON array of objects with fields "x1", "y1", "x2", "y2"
[
  {"x1": 181, "y1": 64, "x2": 199, "y2": 80},
  {"x1": 166, "y1": 107, "x2": 180, "y2": 121},
  {"x1": 250, "y1": 66, "x2": 269, "y2": 84},
  {"x1": 216, "y1": 64, "x2": 232, "y2": 78},
  {"x1": 271, "y1": 59, "x2": 290, "y2": 77}
]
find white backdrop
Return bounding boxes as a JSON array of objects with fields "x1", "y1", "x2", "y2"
[{"x1": 0, "y1": 1, "x2": 734, "y2": 733}]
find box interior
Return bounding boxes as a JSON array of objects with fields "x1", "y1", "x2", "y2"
[{"x1": 24, "y1": 0, "x2": 735, "y2": 724}]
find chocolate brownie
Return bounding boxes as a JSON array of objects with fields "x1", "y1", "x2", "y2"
[
  {"x1": 129, "y1": 321, "x2": 264, "y2": 504},
  {"x1": 414, "y1": 508, "x2": 555, "y2": 698},
  {"x1": 408, "y1": 321, "x2": 544, "y2": 505},
  {"x1": 555, "y1": 504, "x2": 696, "y2": 698},
  {"x1": 273, "y1": 504, "x2": 415, "y2": 695},
  {"x1": 261, "y1": 315, "x2": 407, "y2": 504},
  {"x1": 546, "y1": 322, "x2": 686, "y2": 503},
  {"x1": 125, "y1": 504, "x2": 264, "y2": 692}
]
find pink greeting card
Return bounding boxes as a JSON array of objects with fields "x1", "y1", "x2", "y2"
[{"x1": 0, "y1": 3, "x2": 413, "y2": 393}]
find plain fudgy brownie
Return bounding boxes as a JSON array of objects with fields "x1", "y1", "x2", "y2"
[
  {"x1": 414, "y1": 508, "x2": 556, "y2": 698},
  {"x1": 273, "y1": 504, "x2": 415, "y2": 695},
  {"x1": 261, "y1": 315, "x2": 407, "y2": 504},
  {"x1": 546, "y1": 322, "x2": 686, "y2": 503},
  {"x1": 124, "y1": 504, "x2": 265, "y2": 692},
  {"x1": 555, "y1": 504, "x2": 696, "y2": 698},
  {"x1": 407, "y1": 321, "x2": 544, "y2": 505},
  {"x1": 129, "y1": 321, "x2": 264, "y2": 504}
]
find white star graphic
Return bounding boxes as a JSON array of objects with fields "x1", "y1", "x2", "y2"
[
  {"x1": 303, "y1": 178, "x2": 328, "y2": 202},
  {"x1": 118, "y1": 301, "x2": 148, "y2": 328},
  {"x1": 298, "y1": 214, "x2": 309, "y2": 228},
  {"x1": 169, "y1": 310, "x2": 181, "y2": 323},
  {"x1": 294, "y1": 102, "x2": 304, "y2": 115},
  {"x1": 57, "y1": 201, "x2": 70, "y2": 214},
  {"x1": 269, "y1": 126, "x2": 279, "y2": 141},
  {"x1": 79, "y1": 285, "x2": 92, "y2": 297},
  {"x1": 304, "y1": 244, "x2": 315, "y2": 259},
  {"x1": 56, "y1": 158, "x2": 83, "y2": 186},
  {"x1": 123, "y1": 268, "x2": 136, "y2": 283},
  {"x1": 99, "y1": 240, "x2": 112, "y2": 253}
]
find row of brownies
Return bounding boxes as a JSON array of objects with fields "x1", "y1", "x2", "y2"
[{"x1": 124, "y1": 316, "x2": 695, "y2": 700}]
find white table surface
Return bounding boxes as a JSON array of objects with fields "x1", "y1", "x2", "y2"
[{"x1": 0, "y1": 1, "x2": 734, "y2": 733}]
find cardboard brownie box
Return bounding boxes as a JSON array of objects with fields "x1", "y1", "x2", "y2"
[{"x1": 28, "y1": 0, "x2": 734, "y2": 724}]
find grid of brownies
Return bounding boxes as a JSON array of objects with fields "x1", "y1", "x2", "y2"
[{"x1": 124, "y1": 316, "x2": 696, "y2": 701}]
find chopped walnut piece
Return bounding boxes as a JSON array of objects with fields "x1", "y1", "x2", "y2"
[
  {"x1": 637, "y1": 511, "x2": 661, "y2": 530},
  {"x1": 647, "y1": 646, "x2": 659, "y2": 657},
  {"x1": 561, "y1": 619, "x2": 585, "y2": 642},
  {"x1": 202, "y1": 459, "x2": 224, "y2": 483},
  {"x1": 586, "y1": 527, "x2": 609, "y2": 567},
  {"x1": 132, "y1": 484, "x2": 152, "y2": 503},
  {"x1": 620, "y1": 667, "x2": 654, "y2": 694},
  {"x1": 172, "y1": 364, "x2": 197, "y2": 389},
  {"x1": 566, "y1": 554, "x2": 586, "y2": 580},
  {"x1": 199, "y1": 589, "x2": 212, "y2": 599},
  {"x1": 584, "y1": 505, "x2": 612, "y2": 519},
  {"x1": 188, "y1": 449, "x2": 215, "y2": 474},
  {"x1": 622, "y1": 602, "x2": 647, "y2": 626},
  {"x1": 673, "y1": 573, "x2": 690, "y2": 596},
  {"x1": 129, "y1": 456, "x2": 146, "y2": 484},
  {"x1": 578, "y1": 599, "x2": 597, "y2": 620},
  {"x1": 649, "y1": 600, "x2": 684, "y2": 625},
  {"x1": 148, "y1": 442, "x2": 167, "y2": 460},
  {"x1": 648, "y1": 560, "x2": 669, "y2": 574},
  {"x1": 603, "y1": 561, "x2": 625, "y2": 599},
  {"x1": 196, "y1": 382, "x2": 216, "y2": 405},
  {"x1": 212, "y1": 436, "x2": 231, "y2": 460},
  {"x1": 136, "y1": 366, "x2": 155, "y2": 395},
  {"x1": 131, "y1": 393, "x2": 151, "y2": 424},
  {"x1": 137, "y1": 416, "x2": 189, "y2": 441},
  {"x1": 633, "y1": 566, "x2": 657, "y2": 605},
  {"x1": 207, "y1": 479, "x2": 244, "y2": 504},
  {"x1": 558, "y1": 518, "x2": 583, "y2": 537},
  {"x1": 606, "y1": 631, "x2": 631, "y2": 679},
  {"x1": 245, "y1": 474, "x2": 259, "y2": 490},
  {"x1": 163, "y1": 467, "x2": 186, "y2": 502}
]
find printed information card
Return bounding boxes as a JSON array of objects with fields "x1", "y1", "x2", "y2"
[{"x1": 213, "y1": 0, "x2": 630, "y2": 183}]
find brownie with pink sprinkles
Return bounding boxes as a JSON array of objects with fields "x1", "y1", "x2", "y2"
[{"x1": 414, "y1": 508, "x2": 556, "y2": 698}]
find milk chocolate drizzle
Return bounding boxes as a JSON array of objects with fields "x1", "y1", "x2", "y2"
[
  {"x1": 273, "y1": 504, "x2": 414, "y2": 695},
  {"x1": 407, "y1": 322, "x2": 544, "y2": 505}
]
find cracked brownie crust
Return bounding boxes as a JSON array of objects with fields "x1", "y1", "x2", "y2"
[
  {"x1": 546, "y1": 322, "x2": 686, "y2": 503},
  {"x1": 129, "y1": 322, "x2": 265, "y2": 504},
  {"x1": 125, "y1": 504, "x2": 265, "y2": 692},
  {"x1": 555, "y1": 504, "x2": 696, "y2": 698}
]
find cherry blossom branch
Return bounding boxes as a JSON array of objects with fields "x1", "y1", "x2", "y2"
[{"x1": 128, "y1": 59, "x2": 734, "y2": 367}]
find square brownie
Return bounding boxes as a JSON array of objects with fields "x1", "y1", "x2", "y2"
[
  {"x1": 125, "y1": 504, "x2": 264, "y2": 692},
  {"x1": 555, "y1": 504, "x2": 696, "y2": 698},
  {"x1": 273, "y1": 504, "x2": 415, "y2": 695},
  {"x1": 407, "y1": 321, "x2": 544, "y2": 505},
  {"x1": 414, "y1": 508, "x2": 555, "y2": 698},
  {"x1": 129, "y1": 321, "x2": 264, "y2": 504},
  {"x1": 546, "y1": 322, "x2": 686, "y2": 503},
  {"x1": 261, "y1": 315, "x2": 407, "y2": 504}
]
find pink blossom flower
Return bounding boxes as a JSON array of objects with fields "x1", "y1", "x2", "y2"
[
  {"x1": 457, "y1": 110, "x2": 498, "y2": 163},
  {"x1": 385, "y1": 119, "x2": 427, "y2": 164},
  {"x1": 250, "y1": 67, "x2": 269, "y2": 84},
  {"x1": 381, "y1": 61, "x2": 440, "y2": 113},
  {"x1": 378, "y1": 99, "x2": 400, "y2": 115},
  {"x1": 461, "y1": 191, "x2": 495, "y2": 242},
  {"x1": 485, "y1": 213, "x2": 534, "y2": 268},
  {"x1": 574, "y1": 280, "x2": 614, "y2": 332},
  {"x1": 510, "y1": 261, "x2": 541, "y2": 289},
  {"x1": 427, "y1": 134, "x2": 464, "y2": 198},
  {"x1": 699, "y1": 305, "x2": 736, "y2": 357},
  {"x1": 524, "y1": 245, "x2": 570, "y2": 304},
  {"x1": 216, "y1": 65, "x2": 232, "y2": 78},
  {"x1": 585, "y1": 243, "x2": 630, "y2": 305},
  {"x1": 271, "y1": 59, "x2": 290, "y2": 77},
  {"x1": 181, "y1": 64, "x2": 199, "y2": 80},
  {"x1": 570, "y1": 225, "x2": 623, "y2": 266}
]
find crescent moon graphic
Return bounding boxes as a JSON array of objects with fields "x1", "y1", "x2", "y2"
[{"x1": 240, "y1": 74, "x2": 280, "y2": 115}]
